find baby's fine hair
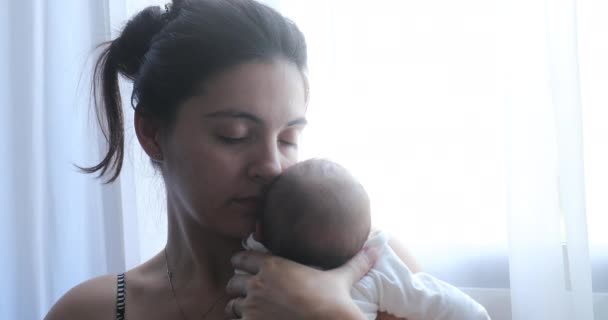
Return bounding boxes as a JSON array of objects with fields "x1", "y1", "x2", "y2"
[{"x1": 262, "y1": 159, "x2": 371, "y2": 269}]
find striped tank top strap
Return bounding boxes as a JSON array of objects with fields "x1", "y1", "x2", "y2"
[{"x1": 116, "y1": 273, "x2": 127, "y2": 320}]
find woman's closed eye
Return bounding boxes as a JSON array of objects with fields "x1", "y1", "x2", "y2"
[
  {"x1": 219, "y1": 136, "x2": 297, "y2": 148},
  {"x1": 279, "y1": 139, "x2": 298, "y2": 148},
  {"x1": 217, "y1": 135, "x2": 249, "y2": 144},
  {"x1": 214, "y1": 123, "x2": 250, "y2": 144},
  {"x1": 278, "y1": 130, "x2": 300, "y2": 148}
]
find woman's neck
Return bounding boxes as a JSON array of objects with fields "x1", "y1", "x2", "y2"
[{"x1": 164, "y1": 204, "x2": 243, "y2": 293}]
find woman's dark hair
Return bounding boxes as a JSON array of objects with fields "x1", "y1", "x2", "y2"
[{"x1": 81, "y1": 0, "x2": 308, "y2": 183}]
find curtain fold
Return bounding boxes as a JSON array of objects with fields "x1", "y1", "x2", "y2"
[
  {"x1": 502, "y1": 0, "x2": 594, "y2": 318},
  {"x1": 0, "y1": 0, "x2": 131, "y2": 318},
  {"x1": 550, "y1": 1, "x2": 595, "y2": 318}
]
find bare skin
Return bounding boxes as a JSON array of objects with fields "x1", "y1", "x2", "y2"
[
  {"x1": 45, "y1": 242, "x2": 417, "y2": 320},
  {"x1": 45, "y1": 60, "x2": 419, "y2": 320}
]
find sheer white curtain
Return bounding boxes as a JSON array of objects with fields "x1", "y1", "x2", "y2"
[
  {"x1": 0, "y1": 0, "x2": 136, "y2": 318},
  {"x1": 272, "y1": 0, "x2": 606, "y2": 319},
  {"x1": 500, "y1": 0, "x2": 594, "y2": 318}
]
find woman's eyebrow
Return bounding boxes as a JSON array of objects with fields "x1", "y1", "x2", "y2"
[
  {"x1": 204, "y1": 110, "x2": 307, "y2": 127},
  {"x1": 287, "y1": 117, "x2": 307, "y2": 127},
  {"x1": 204, "y1": 111, "x2": 262, "y2": 124}
]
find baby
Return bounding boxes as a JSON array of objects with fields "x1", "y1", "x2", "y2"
[{"x1": 242, "y1": 159, "x2": 490, "y2": 320}]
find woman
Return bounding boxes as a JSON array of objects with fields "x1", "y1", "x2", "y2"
[{"x1": 45, "y1": 1, "x2": 419, "y2": 319}]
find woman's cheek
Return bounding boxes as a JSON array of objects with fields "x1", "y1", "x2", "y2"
[{"x1": 282, "y1": 154, "x2": 298, "y2": 170}]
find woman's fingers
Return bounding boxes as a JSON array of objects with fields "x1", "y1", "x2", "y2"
[
  {"x1": 330, "y1": 245, "x2": 381, "y2": 286},
  {"x1": 231, "y1": 250, "x2": 269, "y2": 274},
  {"x1": 225, "y1": 297, "x2": 245, "y2": 318},
  {"x1": 377, "y1": 311, "x2": 407, "y2": 320},
  {"x1": 226, "y1": 274, "x2": 250, "y2": 296},
  {"x1": 226, "y1": 251, "x2": 373, "y2": 319}
]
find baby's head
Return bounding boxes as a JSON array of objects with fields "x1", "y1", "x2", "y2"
[{"x1": 261, "y1": 159, "x2": 371, "y2": 269}]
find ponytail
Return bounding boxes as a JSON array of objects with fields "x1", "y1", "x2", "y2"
[{"x1": 80, "y1": 6, "x2": 168, "y2": 183}]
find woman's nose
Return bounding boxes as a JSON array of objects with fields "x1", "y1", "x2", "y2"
[{"x1": 248, "y1": 141, "x2": 283, "y2": 184}]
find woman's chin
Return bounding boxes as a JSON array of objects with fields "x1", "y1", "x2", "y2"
[
  {"x1": 224, "y1": 218, "x2": 257, "y2": 240},
  {"x1": 229, "y1": 206, "x2": 260, "y2": 237},
  {"x1": 196, "y1": 206, "x2": 258, "y2": 239}
]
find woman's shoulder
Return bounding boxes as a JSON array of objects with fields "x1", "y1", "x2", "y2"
[{"x1": 44, "y1": 273, "x2": 118, "y2": 320}]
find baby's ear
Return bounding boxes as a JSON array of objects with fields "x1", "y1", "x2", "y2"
[{"x1": 254, "y1": 222, "x2": 263, "y2": 242}]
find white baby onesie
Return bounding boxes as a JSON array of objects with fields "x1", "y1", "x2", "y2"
[{"x1": 240, "y1": 230, "x2": 491, "y2": 320}]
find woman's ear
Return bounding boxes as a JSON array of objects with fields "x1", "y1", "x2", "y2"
[{"x1": 134, "y1": 110, "x2": 164, "y2": 161}]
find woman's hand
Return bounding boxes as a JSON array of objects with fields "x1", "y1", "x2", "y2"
[
  {"x1": 377, "y1": 312, "x2": 408, "y2": 320},
  {"x1": 225, "y1": 247, "x2": 380, "y2": 320}
]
